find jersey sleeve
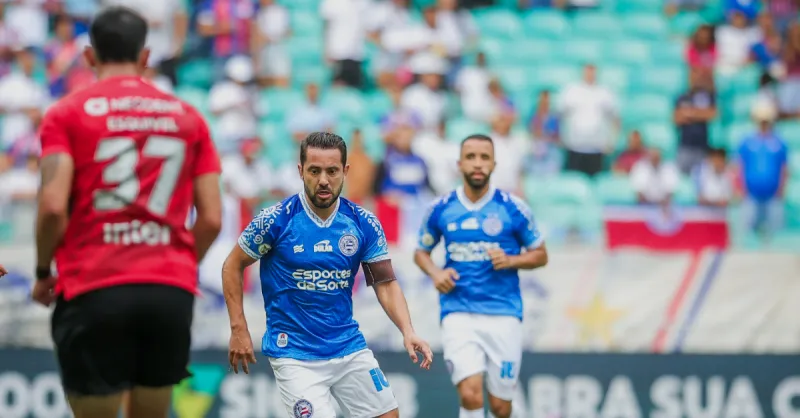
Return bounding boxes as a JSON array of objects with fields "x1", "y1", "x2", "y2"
[
  {"x1": 192, "y1": 112, "x2": 221, "y2": 177},
  {"x1": 509, "y1": 195, "x2": 544, "y2": 249},
  {"x1": 39, "y1": 103, "x2": 72, "y2": 158},
  {"x1": 417, "y1": 198, "x2": 443, "y2": 252},
  {"x1": 357, "y1": 207, "x2": 390, "y2": 263},
  {"x1": 237, "y1": 202, "x2": 286, "y2": 260}
]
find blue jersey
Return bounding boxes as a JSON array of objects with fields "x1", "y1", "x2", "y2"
[
  {"x1": 237, "y1": 193, "x2": 390, "y2": 360},
  {"x1": 417, "y1": 186, "x2": 543, "y2": 321}
]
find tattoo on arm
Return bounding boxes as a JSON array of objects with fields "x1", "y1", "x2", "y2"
[{"x1": 40, "y1": 154, "x2": 63, "y2": 187}]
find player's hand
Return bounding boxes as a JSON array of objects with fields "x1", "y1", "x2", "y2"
[
  {"x1": 431, "y1": 268, "x2": 459, "y2": 294},
  {"x1": 31, "y1": 277, "x2": 57, "y2": 307},
  {"x1": 0, "y1": 265, "x2": 7, "y2": 277},
  {"x1": 488, "y1": 248, "x2": 513, "y2": 270},
  {"x1": 228, "y1": 327, "x2": 257, "y2": 374},
  {"x1": 403, "y1": 332, "x2": 433, "y2": 370}
]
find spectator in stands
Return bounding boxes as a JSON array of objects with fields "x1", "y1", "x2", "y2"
[
  {"x1": 751, "y1": 29, "x2": 787, "y2": 79},
  {"x1": 557, "y1": 63, "x2": 619, "y2": 177},
  {"x1": 765, "y1": 0, "x2": 798, "y2": 35},
  {"x1": 778, "y1": 22, "x2": 800, "y2": 116},
  {"x1": 613, "y1": 130, "x2": 647, "y2": 174},
  {"x1": 61, "y1": 0, "x2": 99, "y2": 35},
  {"x1": 686, "y1": 24, "x2": 717, "y2": 71},
  {"x1": 320, "y1": 0, "x2": 371, "y2": 89},
  {"x1": 528, "y1": 89, "x2": 558, "y2": 142},
  {"x1": 0, "y1": 47, "x2": 48, "y2": 151},
  {"x1": 401, "y1": 52, "x2": 448, "y2": 132},
  {"x1": 253, "y1": 0, "x2": 291, "y2": 88},
  {"x1": 4, "y1": 0, "x2": 48, "y2": 50},
  {"x1": 526, "y1": 89, "x2": 562, "y2": 176},
  {"x1": 738, "y1": 100, "x2": 788, "y2": 238},
  {"x1": 664, "y1": 0, "x2": 707, "y2": 16},
  {"x1": 285, "y1": 83, "x2": 336, "y2": 142},
  {"x1": 44, "y1": 14, "x2": 81, "y2": 98},
  {"x1": 674, "y1": 68, "x2": 717, "y2": 175},
  {"x1": 724, "y1": 0, "x2": 761, "y2": 21},
  {"x1": 345, "y1": 129, "x2": 377, "y2": 204},
  {"x1": 456, "y1": 51, "x2": 493, "y2": 122},
  {"x1": 367, "y1": 0, "x2": 413, "y2": 89},
  {"x1": 631, "y1": 147, "x2": 680, "y2": 205},
  {"x1": 221, "y1": 138, "x2": 278, "y2": 214},
  {"x1": 434, "y1": 0, "x2": 479, "y2": 86},
  {"x1": 716, "y1": 10, "x2": 762, "y2": 75},
  {"x1": 196, "y1": 0, "x2": 255, "y2": 81},
  {"x1": 756, "y1": 72, "x2": 780, "y2": 109},
  {"x1": 412, "y1": 120, "x2": 460, "y2": 194},
  {"x1": 373, "y1": 113, "x2": 432, "y2": 200},
  {"x1": 695, "y1": 148, "x2": 734, "y2": 207},
  {"x1": 489, "y1": 112, "x2": 528, "y2": 194},
  {"x1": 0, "y1": 152, "x2": 38, "y2": 204},
  {"x1": 207, "y1": 55, "x2": 258, "y2": 154}
]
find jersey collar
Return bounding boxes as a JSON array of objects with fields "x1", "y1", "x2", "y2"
[
  {"x1": 298, "y1": 192, "x2": 340, "y2": 228},
  {"x1": 456, "y1": 185, "x2": 496, "y2": 212}
]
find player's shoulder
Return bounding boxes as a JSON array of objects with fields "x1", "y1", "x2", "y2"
[
  {"x1": 339, "y1": 197, "x2": 381, "y2": 227},
  {"x1": 425, "y1": 190, "x2": 458, "y2": 214},
  {"x1": 252, "y1": 194, "x2": 304, "y2": 225},
  {"x1": 497, "y1": 191, "x2": 535, "y2": 219}
]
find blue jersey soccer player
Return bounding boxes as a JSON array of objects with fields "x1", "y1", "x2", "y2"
[
  {"x1": 413, "y1": 134, "x2": 548, "y2": 418},
  {"x1": 222, "y1": 132, "x2": 433, "y2": 418}
]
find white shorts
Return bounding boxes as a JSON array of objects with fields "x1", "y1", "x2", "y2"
[
  {"x1": 269, "y1": 349, "x2": 398, "y2": 418},
  {"x1": 442, "y1": 313, "x2": 523, "y2": 401}
]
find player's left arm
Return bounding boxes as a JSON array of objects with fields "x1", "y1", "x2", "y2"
[
  {"x1": 493, "y1": 196, "x2": 548, "y2": 270},
  {"x1": 36, "y1": 104, "x2": 75, "y2": 273},
  {"x1": 360, "y1": 212, "x2": 433, "y2": 369}
]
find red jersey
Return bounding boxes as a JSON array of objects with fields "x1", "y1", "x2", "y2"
[{"x1": 39, "y1": 76, "x2": 221, "y2": 300}]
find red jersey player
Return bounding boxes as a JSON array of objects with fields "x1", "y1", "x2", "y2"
[{"x1": 34, "y1": 6, "x2": 222, "y2": 418}]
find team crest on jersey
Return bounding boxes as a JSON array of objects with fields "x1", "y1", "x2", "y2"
[
  {"x1": 83, "y1": 97, "x2": 109, "y2": 116},
  {"x1": 293, "y1": 399, "x2": 314, "y2": 418},
  {"x1": 482, "y1": 216, "x2": 503, "y2": 236},
  {"x1": 276, "y1": 332, "x2": 288, "y2": 348},
  {"x1": 338, "y1": 234, "x2": 359, "y2": 256},
  {"x1": 421, "y1": 232, "x2": 435, "y2": 247},
  {"x1": 258, "y1": 244, "x2": 271, "y2": 255}
]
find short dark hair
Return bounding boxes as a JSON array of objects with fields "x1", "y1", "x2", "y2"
[
  {"x1": 460, "y1": 134, "x2": 494, "y2": 149},
  {"x1": 300, "y1": 132, "x2": 348, "y2": 166},
  {"x1": 89, "y1": 6, "x2": 148, "y2": 64},
  {"x1": 709, "y1": 147, "x2": 727, "y2": 159}
]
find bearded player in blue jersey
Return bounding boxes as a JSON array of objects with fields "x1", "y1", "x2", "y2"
[
  {"x1": 414, "y1": 134, "x2": 548, "y2": 418},
  {"x1": 222, "y1": 132, "x2": 433, "y2": 418}
]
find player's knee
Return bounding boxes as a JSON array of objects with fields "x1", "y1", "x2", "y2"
[
  {"x1": 488, "y1": 397, "x2": 512, "y2": 418},
  {"x1": 457, "y1": 379, "x2": 484, "y2": 410}
]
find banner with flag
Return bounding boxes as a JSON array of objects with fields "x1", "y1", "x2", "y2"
[{"x1": 604, "y1": 205, "x2": 729, "y2": 251}]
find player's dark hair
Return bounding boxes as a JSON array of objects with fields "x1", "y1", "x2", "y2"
[
  {"x1": 89, "y1": 6, "x2": 148, "y2": 64},
  {"x1": 460, "y1": 134, "x2": 494, "y2": 149},
  {"x1": 300, "y1": 132, "x2": 348, "y2": 166},
  {"x1": 709, "y1": 147, "x2": 727, "y2": 159}
]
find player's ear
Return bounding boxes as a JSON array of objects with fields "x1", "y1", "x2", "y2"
[
  {"x1": 343, "y1": 164, "x2": 350, "y2": 176},
  {"x1": 296, "y1": 163, "x2": 303, "y2": 178},
  {"x1": 137, "y1": 48, "x2": 150, "y2": 74},
  {"x1": 83, "y1": 46, "x2": 97, "y2": 68}
]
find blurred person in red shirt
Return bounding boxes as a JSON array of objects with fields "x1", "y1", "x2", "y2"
[
  {"x1": 686, "y1": 24, "x2": 717, "y2": 70},
  {"x1": 35, "y1": 7, "x2": 222, "y2": 418},
  {"x1": 613, "y1": 130, "x2": 647, "y2": 174}
]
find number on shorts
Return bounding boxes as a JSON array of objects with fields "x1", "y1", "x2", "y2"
[
  {"x1": 94, "y1": 136, "x2": 186, "y2": 216},
  {"x1": 369, "y1": 368, "x2": 390, "y2": 392}
]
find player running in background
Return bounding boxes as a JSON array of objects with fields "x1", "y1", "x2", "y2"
[
  {"x1": 413, "y1": 134, "x2": 548, "y2": 418},
  {"x1": 34, "y1": 6, "x2": 222, "y2": 418},
  {"x1": 222, "y1": 132, "x2": 433, "y2": 418}
]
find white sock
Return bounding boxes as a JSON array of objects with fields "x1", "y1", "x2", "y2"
[{"x1": 460, "y1": 407, "x2": 485, "y2": 418}]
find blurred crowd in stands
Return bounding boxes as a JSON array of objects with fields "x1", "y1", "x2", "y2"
[{"x1": 0, "y1": 0, "x2": 798, "y2": 246}]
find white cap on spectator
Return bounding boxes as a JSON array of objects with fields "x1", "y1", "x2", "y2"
[
  {"x1": 225, "y1": 56, "x2": 254, "y2": 83},
  {"x1": 751, "y1": 99, "x2": 778, "y2": 123},
  {"x1": 408, "y1": 51, "x2": 448, "y2": 75}
]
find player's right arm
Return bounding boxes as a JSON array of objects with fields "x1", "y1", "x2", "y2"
[
  {"x1": 191, "y1": 115, "x2": 223, "y2": 262},
  {"x1": 221, "y1": 203, "x2": 285, "y2": 373},
  {"x1": 33, "y1": 103, "x2": 75, "y2": 306},
  {"x1": 412, "y1": 199, "x2": 459, "y2": 294}
]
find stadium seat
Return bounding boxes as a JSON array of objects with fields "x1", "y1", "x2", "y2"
[
  {"x1": 789, "y1": 152, "x2": 800, "y2": 179},
  {"x1": 776, "y1": 120, "x2": 800, "y2": 150},
  {"x1": 670, "y1": 12, "x2": 707, "y2": 36},
  {"x1": 446, "y1": 118, "x2": 488, "y2": 143},
  {"x1": 542, "y1": 172, "x2": 595, "y2": 205},
  {"x1": 364, "y1": 90, "x2": 395, "y2": 122},
  {"x1": 598, "y1": 65, "x2": 630, "y2": 93},
  {"x1": 624, "y1": 94, "x2": 673, "y2": 125},
  {"x1": 725, "y1": 122, "x2": 755, "y2": 151},
  {"x1": 288, "y1": 36, "x2": 324, "y2": 66},
  {"x1": 673, "y1": 175, "x2": 697, "y2": 205},
  {"x1": 640, "y1": 123, "x2": 678, "y2": 157},
  {"x1": 571, "y1": 13, "x2": 623, "y2": 39},
  {"x1": 175, "y1": 86, "x2": 208, "y2": 113},
  {"x1": 494, "y1": 66, "x2": 531, "y2": 93},
  {"x1": 523, "y1": 10, "x2": 570, "y2": 39},
  {"x1": 650, "y1": 40, "x2": 686, "y2": 67},
  {"x1": 615, "y1": 0, "x2": 662, "y2": 13},
  {"x1": 478, "y1": 38, "x2": 506, "y2": 63},
  {"x1": 633, "y1": 65, "x2": 686, "y2": 97},
  {"x1": 292, "y1": 66, "x2": 332, "y2": 87},
  {"x1": 731, "y1": 94, "x2": 757, "y2": 120},
  {"x1": 473, "y1": 9, "x2": 523, "y2": 40},
  {"x1": 291, "y1": 11, "x2": 323, "y2": 36},
  {"x1": 504, "y1": 39, "x2": 555, "y2": 66},
  {"x1": 605, "y1": 40, "x2": 651, "y2": 67},
  {"x1": 561, "y1": 39, "x2": 606, "y2": 64},
  {"x1": 259, "y1": 88, "x2": 305, "y2": 122},
  {"x1": 321, "y1": 87, "x2": 368, "y2": 124},
  {"x1": 176, "y1": 59, "x2": 213, "y2": 89},
  {"x1": 622, "y1": 13, "x2": 669, "y2": 40},
  {"x1": 595, "y1": 173, "x2": 638, "y2": 204},
  {"x1": 530, "y1": 65, "x2": 581, "y2": 90}
]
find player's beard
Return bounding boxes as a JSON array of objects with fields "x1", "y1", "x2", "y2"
[
  {"x1": 463, "y1": 171, "x2": 491, "y2": 191},
  {"x1": 304, "y1": 182, "x2": 343, "y2": 209}
]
